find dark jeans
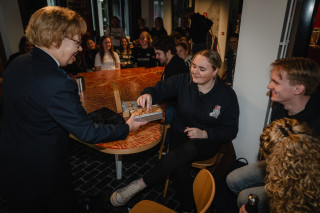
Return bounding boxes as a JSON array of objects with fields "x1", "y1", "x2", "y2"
[
  {"x1": 143, "y1": 128, "x2": 221, "y2": 211},
  {"x1": 7, "y1": 187, "x2": 75, "y2": 213}
]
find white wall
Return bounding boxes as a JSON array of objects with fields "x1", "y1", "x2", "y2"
[
  {"x1": 232, "y1": 0, "x2": 288, "y2": 163},
  {"x1": 0, "y1": 0, "x2": 24, "y2": 59},
  {"x1": 163, "y1": 0, "x2": 172, "y2": 35}
]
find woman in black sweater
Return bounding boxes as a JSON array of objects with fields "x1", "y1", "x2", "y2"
[{"x1": 110, "y1": 50, "x2": 240, "y2": 212}]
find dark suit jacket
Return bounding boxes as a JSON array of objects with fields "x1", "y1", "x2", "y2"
[{"x1": 0, "y1": 47, "x2": 129, "y2": 199}]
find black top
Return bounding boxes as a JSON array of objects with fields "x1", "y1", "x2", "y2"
[
  {"x1": 190, "y1": 13, "x2": 213, "y2": 43},
  {"x1": 0, "y1": 47, "x2": 129, "y2": 199},
  {"x1": 271, "y1": 93, "x2": 320, "y2": 136},
  {"x1": 142, "y1": 73, "x2": 239, "y2": 143},
  {"x1": 225, "y1": 51, "x2": 236, "y2": 84},
  {"x1": 150, "y1": 28, "x2": 168, "y2": 41},
  {"x1": 162, "y1": 55, "x2": 189, "y2": 81},
  {"x1": 131, "y1": 47, "x2": 156, "y2": 68},
  {"x1": 84, "y1": 48, "x2": 98, "y2": 70}
]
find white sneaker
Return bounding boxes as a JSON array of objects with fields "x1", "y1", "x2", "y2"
[{"x1": 110, "y1": 178, "x2": 146, "y2": 207}]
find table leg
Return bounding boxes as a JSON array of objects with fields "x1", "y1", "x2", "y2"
[{"x1": 115, "y1": 154, "x2": 122, "y2": 180}]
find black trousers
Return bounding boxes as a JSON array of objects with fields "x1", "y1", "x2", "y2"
[{"x1": 143, "y1": 128, "x2": 221, "y2": 211}]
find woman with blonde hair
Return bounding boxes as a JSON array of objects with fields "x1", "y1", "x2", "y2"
[
  {"x1": 260, "y1": 118, "x2": 320, "y2": 213},
  {"x1": 95, "y1": 35, "x2": 120, "y2": 71},
  {"x1": 110, "y1": 50, "x2": 239, "y2": 212},
  {"x1": 131, "y1": 31, "x2": 156, "y2": 67}
]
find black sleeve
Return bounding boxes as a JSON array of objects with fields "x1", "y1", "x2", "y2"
[
  {"x1": 141, "y1": 74, "x2": 182, "y2": 103},
  {"x1": 48, "y1": 78, "x2": 129, "y2": 144}
]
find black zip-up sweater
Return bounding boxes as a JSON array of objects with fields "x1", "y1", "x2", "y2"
[{"x1": 142, "y1": 73, "x2": 239, "y2": 143}]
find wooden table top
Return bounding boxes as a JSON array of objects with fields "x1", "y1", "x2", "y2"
[
  {"x1": 76, "y1": 67, "x2": 164, "y2": 113},
  {"x1": 74, "y1": 67, "x2": 164, "y2": 154}
]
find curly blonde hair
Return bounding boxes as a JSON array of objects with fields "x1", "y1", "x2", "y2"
[{"x1": 260, "y1": 118, "x2": 320, "y2": 213}]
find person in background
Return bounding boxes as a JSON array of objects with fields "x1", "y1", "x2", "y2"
[
  {"x1": 83, "y1": 38, "x2": 98, "y2": 71},
  {"x1": 174, "y1": 17, "x2": 190, "y2": 38},
  {"x1": 150, "y1": 17, "x2": 167, "y2": 41},
  {"x1": 110, "y1": 50, "x2": 239, "y2": 212},
  {"x1": 64, "y1": 54, "x2": 86, "y2": 75},
  {"x1": 171, "y1": 31, "x2": 182, "y2": 45},
  {"x1": 117, "y1": 37, "x2": 133, "y2": 69},
  {"x1": 106, "y1": 16, "x2": 125, "y2": 51},
  {"x1": 153, "y1": 36, "x2": 189, "y2": 147},
  {"x1": 5, "y1": 35, "x2": 34, "y2": 68},
  {"x1": 131, "y1": 31, "x2": 156, "y2": 68},
  {"x1": 95, "y1": 35, "x2": 120, "y2": 71},
  {"x1": 240, "y1": 118, "x2": 320, "y2": 213},
  {"x1": 176, "y1": 42, "x2": 193, "y2": 68},
  {"x1": 0, "y1": 6, "x2": 146, "y2": 213},
  {"x1": 225, "y1": 34, "x2": 239, "y2": 86},
  {"x1": 185, "y1": 8, "x2": 213, "y2": 54},
  {"x1": 133, "y1": 17, "x2": 150, "y2": 41},
  {"x1": 227, "y1": 57, "x2": 320, "y2": 213}
]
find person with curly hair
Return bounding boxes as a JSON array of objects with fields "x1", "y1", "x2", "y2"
[
  {"x1": 239, "y1": 118, "x2": 320, "y2": 213},
  {"x1": 95, "y1": 35, "x2": 120, "y2": 71},
  {"x1": 227, "y1": 57, "x2": 320, "y2": 213}
]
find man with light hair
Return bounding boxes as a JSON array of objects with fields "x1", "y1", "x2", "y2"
[{"x1": 227, "y1": 57, "x2": 320, "y2": 213}]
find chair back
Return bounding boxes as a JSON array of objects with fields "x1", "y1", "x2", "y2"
[{"x1": 193, "y1": 169, "x2": 215, "y2": 213}]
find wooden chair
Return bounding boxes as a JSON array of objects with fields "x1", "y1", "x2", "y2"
[
  {"x1": 159, "y1": 124, "x2": 220, "y2": 197},
  {"x1": 130, "y1": 169, "x2": 215, "y2": 213}
]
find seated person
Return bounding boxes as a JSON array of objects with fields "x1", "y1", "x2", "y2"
[
  {"x1": 171, "y1": 31, "x2": 182, "y2": 45},
  {"x1": 110, "y1": 50, "x2": 240, "y2": 212},
  {"x1": 64, "y1": 54, "x2": 86, "y2": 75},
  {"x1": 150, "y1": 17, "x2": 168, "y2": 41},
  {"x1": 174, "y1": 17, "x2": 190, "y2": 38},
  {"x1": 95, "y1": 35, "x2": 120, "y2": 71},
  {"x1": 153, "y1": 35, "x2": 189, "y2": 126},
  {"x1": 227, "y1": 57, "x2": 320, "y2": 213},
  {"x1": 6, "y1": 36, "x2": 34, "y2": 68},
  {"x1": 83, "y1": 38, "x2": 98, "y2": 71},
  {"x1": 131, "y1": 31, "x2": 156, "y2": 68},
  {"x1": 240, "y1": 118, "x2": 320, "y2": 213},
  {"x1": 176, "y1": 42, "x2": 193, "y2": 68},
  {"x1": 117, "y1": 37, "x2": 133, "y2": 68}
]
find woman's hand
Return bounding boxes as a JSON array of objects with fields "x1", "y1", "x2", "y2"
[
  {"x1": 137, "y1": 94, "x2": 152, "y2": 110},
  {"x1": 184, "y1": 127, "x2": 208, "y2": 139},
  {"x1": 126, "y1": 114, "x2": 148, "y2": 131}
]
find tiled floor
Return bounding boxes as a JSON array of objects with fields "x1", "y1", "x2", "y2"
[
  {"x1": 0, "y1": 138, "x2": 238, "y2": 213},
  {"x1": 0, "y1": 139, "x2": 191, "y2": 213}
]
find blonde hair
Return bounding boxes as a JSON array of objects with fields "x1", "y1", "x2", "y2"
[
  {"x1": 140, "y1": 31, "x2": 153, "y2": 47},
  {"x1": 25, "y1": 6, "x2": 87, "y2": 48},
  {"x1": 193, "y1": 49, "x2": 222, "y2": 71},
  {"x1": 260, "y1": 118, "x2": 320, "y2": 213}
]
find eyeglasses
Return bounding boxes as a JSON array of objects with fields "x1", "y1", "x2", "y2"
[{"x1": 65, "y1": 37, "x2": 82, "y2": 46}]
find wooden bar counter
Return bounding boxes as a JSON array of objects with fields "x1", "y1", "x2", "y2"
[{"x1": 71, "y1": 67, "x2": 164, "y2": 179}]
